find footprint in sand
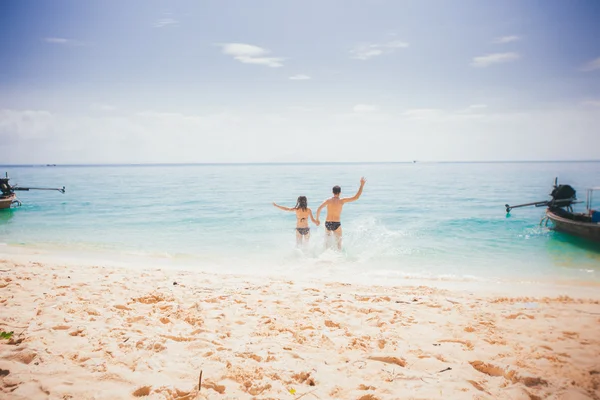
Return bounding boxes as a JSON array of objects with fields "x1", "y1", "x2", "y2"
[
  {"x1": 202, "y1": 381, "x2": 226, "y2": 394},
  {"x1": 51, "y1": 325, "x2": 71, "y2": 330},
  {"x1": 324, "y1": 320, "x2": 341, "y2": 329},
  {"x1": 1, "y1": 376, "x2": 20, "y2": 391},
  {"x1": 358, "y1": 384, "x2": 376, "y2": 390},
  {"x1": 470, "y1": 360, "x2": 548, "y2": 387},
  {"x1": 367, "y1": 356, "x2": 406, "y2": 367},
  {"x1": 438, "y1": 339, "x2": 474, "y2": 350},
  {"x1": 467, "y1": 380, "x2": 488, "y2": 393},
  {"x1": 292, "y1": 371, "x2": 316, "y2": 386},
  {"x1": 6, "y1": 349, "x2": 37, "y2": 365},
  {"x1": 69, "y1": 328, "x2": 85, "y2": 337},
  {"x1": 132, "y1": 386, "x2": 151, "y2": 397},
  {"x1": 505, "y1": 313, "x2": 534, "y2": 320},
  {"x1": 469, "y1": 360, "x2": 505, "y2": 377}
]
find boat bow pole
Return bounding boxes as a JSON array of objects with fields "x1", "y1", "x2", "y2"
[{"x1": 12, "y1": 186, "x2": 66, "y2": 194}]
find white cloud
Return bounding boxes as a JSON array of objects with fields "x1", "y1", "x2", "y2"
[
  {"x1": 43, "y1": 37, "x2": 83, "y2": 46},
  {"x1": 90, "y1": 103, "x2": 116, "y2": 112},
  {"x1": 286, "y1": 106, "x2": 315, "y2": 113},
  {"x1": 462, "y1": 104, "x2": 488, "y2": 113},
  {"x1": 401, "y1": 108, "x2": 446, "y2": 120},
  {"x1": 289, "y1": 74, "x2": 311, "y2": 80},
  {"x1": 0, "y1": 109, "x2": 293, "y2": 164},
  {"x1": 350, "y1": 40, "x2": 409, "y2": 60},
  {"x1": 44, "y1": 37, "x2": 68, "y2": 44},
  {"x1": 581, "y1": 99, "x2": 600, "y2": 107},
  {"x1": 289, "y1": 74, "x2": 311, "y2": 81},
  {"x1": 353, "y1": 104, "x2": 378, "y2": 113},
  {"x1": 2, "y1": 106, "x2": 600, "y2": 164},
  {"x1": 154, "y1": 18, "x2": 179, "y2": 28},
  {"x1": 134, "y1": 111, "x2": 242, "y2": 130},
  {"x1": 471, "y1": 52, "x2": 520, "y2": 67},
  {"x1": 218, "y1": 43, "x2": 284, "y2": 68},
  {"x1": 493, "y1": 35, "x2": 520, "y2": 44},
  {"x1": 401, "y1": 106, "x2": 488, "y2": 122},
  {"x1": 0, "y1": 109, "x2": 54, "y2": 143},
  {"x1": 580, "y1": 57, "x2": 600, "y2": 72}
]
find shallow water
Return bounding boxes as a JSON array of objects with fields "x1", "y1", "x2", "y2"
[{"x1": 1, "y1": 162, "x2": 599, "y2": 284}]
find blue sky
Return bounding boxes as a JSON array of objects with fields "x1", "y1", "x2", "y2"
[{"x1": 1, "y1": 0, "x2": 599, "y2": 163}]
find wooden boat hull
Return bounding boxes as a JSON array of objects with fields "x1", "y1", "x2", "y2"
[
  {"x1": 546, "y1": 209, "x2": 600, "y2": 243},
  {"x1": 0, "y1": 194, "x2": 16, "y2": 210}
]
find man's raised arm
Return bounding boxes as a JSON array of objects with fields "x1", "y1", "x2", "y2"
[{"x1": 342, "y1": 177, "x2": 367, "y2": 203}]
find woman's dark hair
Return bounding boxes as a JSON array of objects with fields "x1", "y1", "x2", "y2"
[{"x1": 295, "y1": 196, "x2": 308, "y2": 211}]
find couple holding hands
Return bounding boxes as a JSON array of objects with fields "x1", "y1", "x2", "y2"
[{"x1": 273, "y1": 177, "x2": 366, "y2": 250}]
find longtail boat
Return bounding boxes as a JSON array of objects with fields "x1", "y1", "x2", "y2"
[
  {"x1": 506, "y1": 178, "x2": 600, "y2": 243},
  {"x1": 0, "y1": 172, "x2": 65, "y2": 210}
]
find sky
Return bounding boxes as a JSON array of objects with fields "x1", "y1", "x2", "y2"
[{"x1": 1, "y1": 0, "x2": 599, "y2": 164}]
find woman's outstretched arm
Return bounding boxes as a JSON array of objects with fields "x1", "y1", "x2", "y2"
[{"x1": 273, "y1": 202, "x2": 294, "y2": 212}]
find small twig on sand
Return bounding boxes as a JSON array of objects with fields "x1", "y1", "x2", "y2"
[
  {"x1": 198, "y1": 370, "x2": 203, "y2": 392},
  {"x1": 295, "y1": 388, "x2": 319, "y2": 400},
  {"x1": 0, "y1": 323, "x2": 28, "y2": 329},
  {"x1": 437, "y1": 367, "x2": 452, "y2": 373},
  {"x1": 574, "y1": 309, "x2": 600, "y2": 316},
  {"x1": 382, "y1": 368, "x2": 399, "y2": 382}
]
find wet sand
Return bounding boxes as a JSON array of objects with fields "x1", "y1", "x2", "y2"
[{"x1": 1, "y1": 256, "x2": 599, "y2": 399}]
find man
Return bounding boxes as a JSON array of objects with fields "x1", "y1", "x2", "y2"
[{"x1": 316, "y1": 177, "x2": 366, "y2": 250}]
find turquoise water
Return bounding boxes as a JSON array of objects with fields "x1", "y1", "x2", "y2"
[{"x1": 1, "y1": 163, "x2": 599, "y2": 284}]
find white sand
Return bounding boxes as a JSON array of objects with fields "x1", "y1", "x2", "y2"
[{"x1": 1, "y1": 255, "x2": 600, "y2": 400}]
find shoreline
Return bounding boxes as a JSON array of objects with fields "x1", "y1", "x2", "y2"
[
  {"x1": 2, "y1": 243, "x2": 600, "y2": 295},
  {"x1": 1, "y1": 254, "x2": 600, "y2": 399}
]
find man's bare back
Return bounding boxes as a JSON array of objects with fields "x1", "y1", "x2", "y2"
[
  {"x1": 321, "y1": 196, "x2": 344, "y2": 222},
  {"x1": 316, "y1": 177, "x2": 366, "y2": 249}
]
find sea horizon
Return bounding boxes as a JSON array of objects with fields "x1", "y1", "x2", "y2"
[{"x1": 2, "y1": 159, "x2": 600, "y2": 168}]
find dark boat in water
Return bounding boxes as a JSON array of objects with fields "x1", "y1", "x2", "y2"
[
  {"x1": 506, "y1": 179, "x2": 600, "y2": 243},
  {"x1": 0, "y1": 193, "x2": 17, "y2": 210},
  {"x1": 545, "y1": 206, "x2": 600, "y2": 243},
  {"x1": 0, "y1": 173, "x2": 65, "y2": 209}
]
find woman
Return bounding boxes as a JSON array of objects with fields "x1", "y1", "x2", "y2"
[{"x1": 273, "y1": 196, "x2": 319, "y2": 246}]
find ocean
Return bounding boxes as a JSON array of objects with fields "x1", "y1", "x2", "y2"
[{"x1": 1, "y1": 162, "x2": 599, "y2": 285}]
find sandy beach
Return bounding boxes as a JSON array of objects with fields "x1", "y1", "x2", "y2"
[{"x1": 1, "y1": 255, "x2": 599, "y2": 400}]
